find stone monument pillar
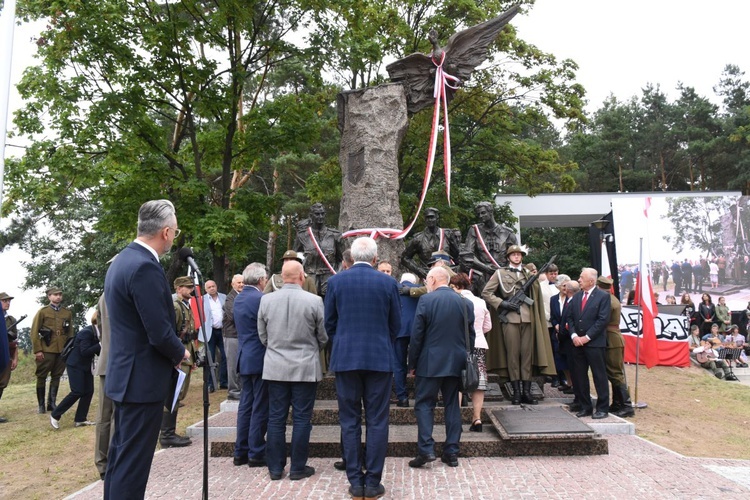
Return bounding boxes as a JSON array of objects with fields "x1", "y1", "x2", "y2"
[{"x1": 337, "y1": 83, "x2": 409, "y2": 271}]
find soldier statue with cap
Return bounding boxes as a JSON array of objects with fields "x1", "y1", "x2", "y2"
[
  {"x1": 293, "y1": 203, "x2": 344, "y2": 296},
  {"x1": 1, "y1": 292, "x2": 20, "y2": 423},
  {"x1": 264, "y1": 250, "x2": 318, "y2": 295},
  {"x1": 482, "y1": 245, "x2": 556, "y2": 405},
  {"x1": 30, "y1": 286, "x2": 74, "y2": 414},
  {"x1": 596, "y1": 276, "x2": 634, "y2": 417},
  {"x1": 401, "y1": 208, "x2": 461, "y2": 280}
]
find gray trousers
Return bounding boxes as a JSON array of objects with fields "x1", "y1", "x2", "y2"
[
  {"x1": 95, "y1": 375, "x2": 115, "y2": 476},
  {"x1": 224, "y1": 337, "x2": 241, "y2": 398}
]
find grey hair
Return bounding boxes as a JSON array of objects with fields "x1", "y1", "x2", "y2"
[
  {"x1": 427, "y1": 266, "x2": 450, "y2": 285},
  {"x1": 242, "y1": 263, "x2": 268, "y2": 285},
  {"x1": 137, "y1": 200, "x2": 176, "y2": 237},
  {"x1": 400, "y1": 273, "x2": 418, "y2": 284},
  {"x1": 581, "y1": 267, "x2": 598, "y2": 280},
  {"x1": 350, "y1": 237, "x2": 378, "y2": 263},
  {"x1": 567, "y1": 281, "x2": 581, "y2": 293}
]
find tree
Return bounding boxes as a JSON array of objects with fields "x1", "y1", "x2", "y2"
[{"x1": 664, "y1": 196, "x2": 731, "y2": 256}]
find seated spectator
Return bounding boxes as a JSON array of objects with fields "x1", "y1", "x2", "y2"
[
  {"x1": 692, "y1": 339, "x2": 733, "y2": 380},
  {"x1": 701, "y1": 323, "x2": 725, "y2": 343},
  {"x1": 665, "y1": 295, "x2": 677, "y2": 305},
  {"x1": 723, "y1": 325, "x2": 748, "y2": 368},
  {"x1": 687, "y1": 325, "x2": 702, "y2": 353}
]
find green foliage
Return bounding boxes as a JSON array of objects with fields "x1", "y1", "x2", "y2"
[
  {"x1": 664, "y1": 196, "x2": 730, "y2": 256},
  {"x1": 523, "y1": 227, "x2": 590, "y2": 277}
]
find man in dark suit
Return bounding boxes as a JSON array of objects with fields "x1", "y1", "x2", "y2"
[
  {"x1": 233, "y1": 263, "x2": 270, "y2": 469},
  {"x1": 103, "y1": 200, "x2": 190, "y2": 499},
  {"x1": 324, "y1": 237, "x2": 401, "y2": 500},
  {"x1": 549, "y1": 275, "x2": 572, "y2": 391},
  {"x1": 408, "y1": 266, "x2": 474, "y2": 469},
  {"x1": 563, "y1": 268, "x2": 610, "y2": 419}
]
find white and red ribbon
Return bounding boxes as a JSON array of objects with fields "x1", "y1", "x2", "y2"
[
  {"x1": 342, "y1": 53, "x2": 459, "y2": 241},
  {"x1": 473, "y1": 224, "x2": 500, "y2": 268},
  {"x1": 307, "y1": 227, "x2": 337, "y2": 275}
]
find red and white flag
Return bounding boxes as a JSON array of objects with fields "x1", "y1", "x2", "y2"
[{"x1": 634, "y1": 197, "x2": 659, "y2": 368}]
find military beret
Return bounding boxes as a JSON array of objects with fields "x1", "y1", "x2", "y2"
[
  {"x1": 597, "y1": 276, "x2": 613, "y2": 288},
  {"x1": 0, "y1": 292, "x2": 14, "y2": 300},
  {"x1": 174, "y1": 276, "x2": 195, "y2": 288},
  {"x1": 46, "y1": 287, "x2": 62, "y2": 295},
  {"x1": 282, "y1": 250, "x2": 303, "y2": 262}
]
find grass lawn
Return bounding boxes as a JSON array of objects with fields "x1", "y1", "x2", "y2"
[{"x1": 1, "y1": 356, "x2": 749, "y2": 497}]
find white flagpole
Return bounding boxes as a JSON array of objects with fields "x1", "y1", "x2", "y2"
[
  {"x1": 0, "y1": 0, "x2": 19, "y2": 219},
  {"x1": 634, "y1": 237, "x2": 642, "y2": 406}
]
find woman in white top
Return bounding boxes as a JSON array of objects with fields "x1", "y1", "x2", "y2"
[{"x1": 450, "y1": 273, "x2": 492, "y2": 432}]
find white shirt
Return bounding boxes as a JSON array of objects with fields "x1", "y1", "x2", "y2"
[
  {"x1": 460, "y1": 290, "x2": 492, "y2": 349},
  {"x1": 133, "y1": 238, "x2": 159, "y2": 261},
  {"x1": 207, "y1": 294, "x2": 223, "y2": 328}
]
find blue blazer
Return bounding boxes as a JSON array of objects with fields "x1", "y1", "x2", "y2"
[
  {"x1": 67, "y1": 324, "x2": 101, "y2": 370},
  {"x1": 397, "y1": 282, "x2": 420, "y2": 339},
  {"x1": 562, "y1": 287, "x2": 610, "y2": 348},
  {"x1": 408, "y1": 287, "x2": 475, "y2": 378},
  {"x1": 324, "y1": 262, "x2": 401, "y2": 372},
  {"x1": 104, "y1": 242, "x2": 186, "y2": 404},
  {"x1": 234, "y1": 285, "x2": 265, "y2": 375}
]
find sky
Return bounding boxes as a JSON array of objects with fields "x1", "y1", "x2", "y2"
[{"x1": 2, "y1": 1, "x2": 750, "y2": 318}]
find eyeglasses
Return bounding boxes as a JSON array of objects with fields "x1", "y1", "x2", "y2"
[{"x1": 168, "y1": 227, "x2": 181, "y2": 238}]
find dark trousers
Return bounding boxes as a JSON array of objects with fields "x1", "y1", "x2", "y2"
[
  {"x1": 266, "y1": 381, "x2": 317, "y2": 475},
  {"x1": 51, "y1": 365, "x2": 94, "y2": 422},
  {"x1": 683, "y1": 273, "x2": 692, "y2": 292},
  {"x1": 392, "y1": 337, "x2": 410, "y2": 401},
  {"x1": 235, "y1": 374, "x2": 268, "y2": 461},
  {"x1": 207, "y1": 328, "x2": 227, "y2": 389},
  {"x1": 571, "y1": 345, "x2": 609, "y2": 414},
  {"x1": 335, "y1": 370, "x2": 391, "y2": 489},
  {"x1": 414, "y1": 376, "x2": 462, "y2": 457},
  {"x1": 104, "y1": 400, "x2": 163, "y2": 499}
]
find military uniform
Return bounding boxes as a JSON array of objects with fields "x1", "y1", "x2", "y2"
[
  {"x1": 462, "y1": 222, "x2": 518, "y2": 296},
  {"x1": 31, "y1": 292, "x2": 73, "y2": 413},
  {"x1": 401, "y1": 227, "x2": 460, "y2": 279},
  {"x1": 264, "y1": 274, "x2": 317, "y2": 295},
  {"x1": 293, "y1": 225, "x2": 344, "y2": 296},
  {"x1": 482, "y1": 246, "x2": 556, "y2": 404},
  {"x1": 598, "y1": 278, "x2": 634, "y2": 417},
  {"x1": 1, "y1": 293, "x2": 20, "y2": 421}
]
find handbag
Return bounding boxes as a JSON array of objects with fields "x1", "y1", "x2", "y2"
[{"x1": 460, "y1": 299, "x2": 480, "y2": 393}]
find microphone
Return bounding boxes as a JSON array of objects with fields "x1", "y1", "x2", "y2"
[{"x1": 178, "y1": 247, "x2": 202, "y2": 277}]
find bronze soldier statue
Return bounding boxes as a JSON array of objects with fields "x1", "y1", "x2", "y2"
[
  {"x1": 401, "y1": 208, "x2": 460, "y2": 279},
  {"x1": 293, "y1": 203, "x2": 344, "y2": 296}
]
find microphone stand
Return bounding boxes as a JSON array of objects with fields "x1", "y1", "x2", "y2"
[{"x1": 188, "y1": 269, "x2": 216, "y2": 500}]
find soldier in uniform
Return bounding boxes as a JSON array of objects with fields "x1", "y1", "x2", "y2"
[
  {"x1": 482, "y1": 246, "x2": 556, "y2": 405},
  {"x1": 596, "y1": 277, "x2": 635, "y2": 417},
  {"x1": 401, "y1": 208, "x2": 460, "y2": 280},
  {"x1": 293, "y1": 203, "x2": 344, "y2": 297},
  {"x1": 264, "y1": 250, "x2": 317, "y2": 294},
  {"x1": 31, "y1": 286, "x2": 73, "y2": 414},
  {"x1": 1, "y1": 292, "x2": 20, "y2": 423},
  {"x1": 461, "y1": 201, "x2": 518, "y2": 295},
  {"x1": 159, "y1": 276, "x2": 196, "y2": 448}
]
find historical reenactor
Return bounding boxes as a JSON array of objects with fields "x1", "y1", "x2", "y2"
[
  {"x1": 293, "y1": 203, "x2": 344, "y2": 297},
  {"x1": 596, "y1": 277, "x2": 635, "y2": 417},
  {"x1": 1, "y1": 292, "x2": 21, "y2": 423},
  {"x1": 159, "y1": 276, "x2": 196, "y2": 448},
  {"x1": 31, "y1": 286, "x2": 74, "y2": 414},
  {"x1": 481, "y1": 246, "x2": 556, "y2": 405},
  {"x1": 264, "y1": 250, "x2": 317, "y2": 295},
  {"x1": 401, "y1": 208, "x2": 460, "y2": 280}
]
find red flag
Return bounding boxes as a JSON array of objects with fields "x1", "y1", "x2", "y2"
[{"x1": 634, "y1": 197, "x2": 659, "y2": 368}]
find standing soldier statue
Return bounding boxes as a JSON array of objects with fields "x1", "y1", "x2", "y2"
[
  {"x1": 31, "y1": 287, "x2": 73, "y2": 414},
  {"x1": 401, "y1": 208, "x2": 460, "y2": 280},
  {"x1": 293, "y1": 203, "x2": 344, "y2": 297}
]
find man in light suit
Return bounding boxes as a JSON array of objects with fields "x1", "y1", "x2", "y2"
[
  {"x1": 408, "y1": 266, "x2": 474, "y2": 469},
  {"x1": 258, "y1": 260, "x2": 327, "y2": 481},
  {"x1": 563, "y1": 267, "x2": 610, "y2": 419},
  {"x1": 202, "y1": 280, "x2": 227, "y2": 392},
  {"x1": 324, "y1": 237, "x2": 401, "y2": 500},
  {"x1": 103, "y1": 200, "x2": 190, "y2": 499},
  {"x1": 94, "y1": 293, "x2": 113, "y2": 480},
  {"x1": 233, "y1": 263, "x2": 270, "y2": 468}
]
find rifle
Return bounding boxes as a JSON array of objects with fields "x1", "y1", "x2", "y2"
[
  {"x1": 496, "y1": 255, "x2": 557, "y2": 324},
  {"x1": 6, "y1": 314, "x2": 27, "y2": 334}
]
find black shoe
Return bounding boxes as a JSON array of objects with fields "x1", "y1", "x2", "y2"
[
  {"x1": 460, "y1": 397, "x2": 469, "y2": 407},
  {"x1": 37, "y1": 405, "x2": 45, "y2": 414},
  {"x1": 567, "y1": 403, "x2": 582, "y2": 412},
  {"x1": 220, "y1": 385, "x2": 228, "y2": 390},
  {"x1": 269, "y1": 471, "x2": 283, "y2": 480},
  {"x1": 614, "y1": 406, "x2": 635, "y2": 418},
  {"x1": 208, "y1": 386, "x2": 215, "y2": 393},
  {"x1": 100, "y1": 472, "x2": 105, "y2": 481},
  {"x1": 408, "y1": 453, "x2": 436, "y2": 468},
  {"x1": 592, "y1": 411, "x2": 608, "y2": 420},
  {"x1": 334, "y1": 460, "x2": 347, "y2": 471},
  {"x1": 0, "y1": 416, "x2": 7, "y2": 423},
  {"x1": 469, "y1": 419, "x2": 483, "y2": 432},
  {"x1": 562, "y1": 387, "x2": 575, "y2": 394},
  {"x1": 160, "y1": 435, "x2": 192, "y2": 448},
  {"x1": 233, "y1": 456, "x2": 249, "y2": 466},
  {"x1": 440, "y1": 454, "x2": 458, "y2": 467},
  {"x1": 396, "y1": 399, "x2": 409, "y2": 408},
  {"x1": 551, "y1": 380, "x2": 560, "y2": 388},
  {"x1": 247, "y1": 458, "x2": 266, "y2": 467},
  {"x1": 289, "y1": 465, "x2": 315, "y2": 480},
  {"x1": 349, "y1": 485, "x2": 365, "y2": 500},
  {"x1": 575, "y1": 410, "x2": 592, "y2": 418},
  {"x1": 364, "y1": 484, "x2": 385, "y2": 499}
]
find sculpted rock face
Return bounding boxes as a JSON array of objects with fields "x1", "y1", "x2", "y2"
[{"x1": 337, "y1": 83, "x2": 408, "y2": 271}]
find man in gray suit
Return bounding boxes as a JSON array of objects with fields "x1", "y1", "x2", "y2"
[
  {"x1": 258, "y1": 260, "x2": 327, "y2": 481},
  {"x1": 94, "y1": 293, "x2": 113, "y2": 480}
]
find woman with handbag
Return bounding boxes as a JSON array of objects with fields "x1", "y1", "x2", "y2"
[
  {"x1": 450, "y1": 273, "x2": 492, "y2": 432},
  {"x1": 50, "y1": 312, "x2": 101, "y2": 429}
]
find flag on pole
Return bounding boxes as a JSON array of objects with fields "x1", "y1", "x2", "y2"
[{"x1": 634, "y1": 197, "x2": 659, "y2": 368}]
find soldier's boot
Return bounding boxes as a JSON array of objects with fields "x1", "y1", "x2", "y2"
[
  {"x1": 608, "y1": 383, "x2": 623, "y2": 414},
  {"x1": 159, "y1": 409, "x2": 192, "y2": 448},
  {"x1": 47, "y1": 381, "x2": 59, "y2": 412},
  {"x1": 520, "y1": 380, "x2": 538, "y2": 405},
  {"x1": 0, "y1": 389, "x2": 5, "y2": 423},
  {"x1": 36, "y1": 385, "x2": 46, "y2": 414},
  {"x1": 510, "y1": 381, "x2": 521, "y2": 405},
  {"x1": 614, "y1": 385, "x2": 635, "y2": 418}
]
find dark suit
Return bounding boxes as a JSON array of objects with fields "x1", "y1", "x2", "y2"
[
  {"x1": 324, "y1": 262, "x2": 401, "y2": 490},
  {"x1": 394, "y1": 281, "x2": 419, "y2": 402},
  {"x1": 549, "y1": 294, "x2": 570, "y2": 373},
  {"x1": 234, "y1": 285, "x2": 269, "y2": 462},
  {"x1": 103, "y1": 242, "x2": 185, "y2": 499},
  {"x1": 563, "y1": 286, "x2": 610, "y2": 414},
  {"x1": 51, "y1": 324, "x2": 101, "y2": 423},
  {"x1": 681, "y1": 261, "x2": 693, "y2": 292},
  {"x1": 408, "y1": 286, "x2": 474, "y2": 457}
]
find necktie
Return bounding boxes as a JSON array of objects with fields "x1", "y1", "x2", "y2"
[{"x1": 581, "y1": 291, "x2": 588, "y2": 310}]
